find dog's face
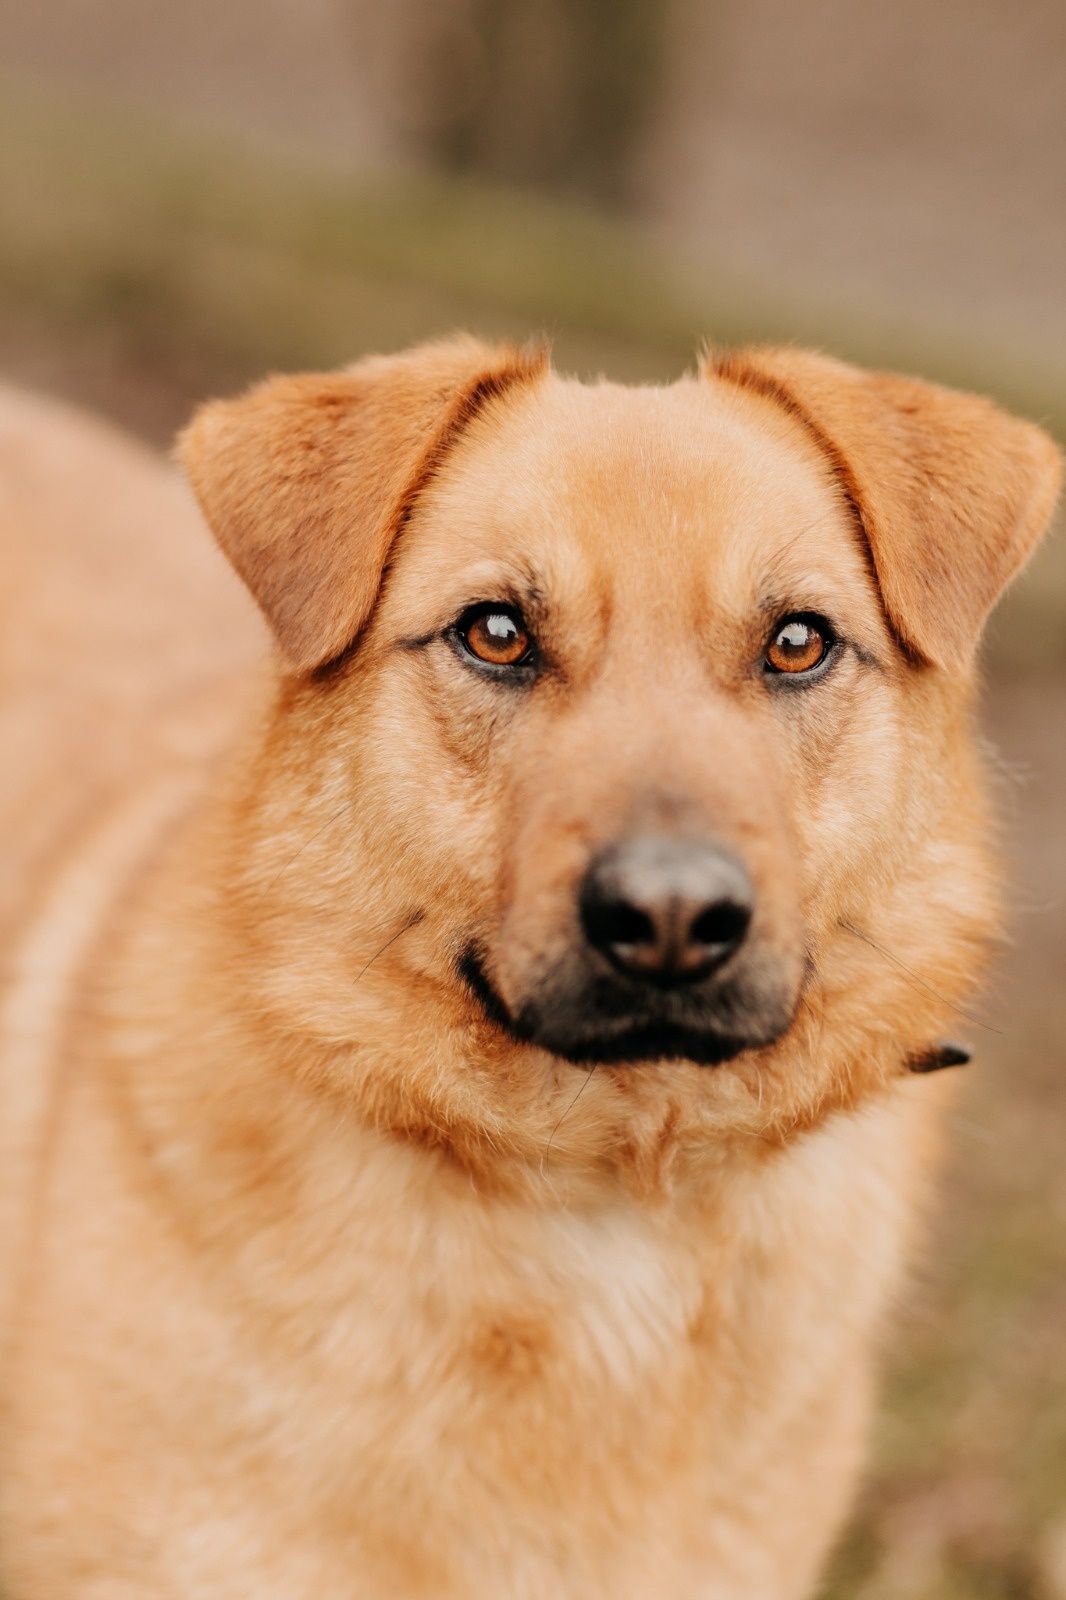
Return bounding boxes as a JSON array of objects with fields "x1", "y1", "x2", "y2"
[
  {"x1": 183, "y1": 339, "x2": 1060, "y2": 1169},
  {"x1": 364, "y1": 378, "x2": 887, "y2": 1068}
]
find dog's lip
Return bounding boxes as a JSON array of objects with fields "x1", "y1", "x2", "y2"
[
  {"x1": 457, "y1": 945, "x2": 518, "y2": 1034},
  {"x1": 521, "y1": 1022, "x2": 759, "y2": 1068},
  {"x1": 456, "y1": 945, "x2": 780, "y2": 1068}
]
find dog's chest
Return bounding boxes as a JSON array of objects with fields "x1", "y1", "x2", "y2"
[
  {"x1": 3, "y1": 1097, "x2": 922, "y2": 1599},
  {"x1": 238, "y1": 1196, "x2": 730, "y2": 1589},
  {"x1": 214, "y1": 1126, "x2": 895, "y2": 1596},
  {"x1": 297, "y1": 1108, "x2": 915, "y2": 1522},
  {"x1": 471, "y1": 1200, "x2": 707, "y2": 1385},
  {"x1": 321, "y1": 1195, "x2": 715, "y2": 1465}
]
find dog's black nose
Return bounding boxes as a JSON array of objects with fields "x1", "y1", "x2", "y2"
[{"x1": 579, "y1": 837, "x2": 753, "y2": 987}]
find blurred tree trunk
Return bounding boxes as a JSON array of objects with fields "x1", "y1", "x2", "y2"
[{"x1": 406, "y1": 0, "x2": 670, "y2": 203}]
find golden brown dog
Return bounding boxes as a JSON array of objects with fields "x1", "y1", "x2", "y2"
[{"x1": 0, "y1": 340, "x2": 1060, "y2": 1598}]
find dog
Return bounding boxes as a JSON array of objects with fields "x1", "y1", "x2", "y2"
[{"x1": 0, "y1": 338, "x2": 1060, "y2": 1598}]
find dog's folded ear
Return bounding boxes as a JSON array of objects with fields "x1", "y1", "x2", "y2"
[
  {"x1": 179, "y1": 336, "x2": 547, "y2": 672},
  {"x1": 707, "y1": 346, "x2": 1063, "y2": 671}
]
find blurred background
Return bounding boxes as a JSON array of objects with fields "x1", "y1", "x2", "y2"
[{"x1": 2, "y1": 3, "x2": 1064, "y2": 1594}]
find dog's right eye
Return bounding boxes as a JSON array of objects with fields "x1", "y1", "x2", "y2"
[{"x1": 452, "y1": 604, "x2": 535, "y2": 671}]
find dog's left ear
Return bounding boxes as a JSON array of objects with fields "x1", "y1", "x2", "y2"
[
  {"x1": 707, "y1": 346, "x2": 1063, "y2": 671},
  {"x1": 179, "y1": 336, "x2": 547, "y2": 672}
]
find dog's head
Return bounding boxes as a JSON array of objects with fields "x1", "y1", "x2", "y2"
[{"x1": 181, "y1": 338, "x2": 1061, "y2": 1174}]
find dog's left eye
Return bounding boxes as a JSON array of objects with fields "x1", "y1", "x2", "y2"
[
  {"x1": 453, "y1": 604, "x2": 534, "y2": 670},
  {"x1": 764, "y1": 614, "x2": 835, "y2": 677}
]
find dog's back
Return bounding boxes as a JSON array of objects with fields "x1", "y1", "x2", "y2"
[
  {"x1": 0, "y1": 386, "x2": 263, "y2": 1318},
  {"x1": 0, "y1": 384, "x2": 262, "y2": 898}
]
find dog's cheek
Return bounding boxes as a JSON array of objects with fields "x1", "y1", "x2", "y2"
[
  {"x1": 775, "y1": 672, "x2": 913, "y2": 944},
  {"x1": 353, "y1": 673, "x2": 522, "y2": 956}
]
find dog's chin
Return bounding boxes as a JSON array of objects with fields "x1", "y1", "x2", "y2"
[{"x1": 457, "y1": 947, "x2": 792, "y2": 1069}]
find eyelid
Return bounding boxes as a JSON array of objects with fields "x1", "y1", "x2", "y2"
[
  {"x1": 450, "y1": 599, "x2": 531, "y2": 644},
  {"x1": 763, "y1": 604, "x2": 835, "y2": 633},
  {"x1": 395, "y1": 597, "x2": 527, "y2": 654},
  {"x1": 454, "y1": 598, "x2": 525, "y2": 623}
]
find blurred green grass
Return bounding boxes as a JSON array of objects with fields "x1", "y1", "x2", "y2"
[{"x1": 1, "y1": 87, "x2": 1065, "y2": 1600}]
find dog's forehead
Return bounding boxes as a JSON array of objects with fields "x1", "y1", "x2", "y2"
[{"x1": 401, "y1": 372, "x2": 874, "y2": 617}]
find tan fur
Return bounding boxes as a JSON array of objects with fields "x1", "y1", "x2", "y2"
[{"x1": 0, "y1": 343, "x2": 1060, "y2": 1598}]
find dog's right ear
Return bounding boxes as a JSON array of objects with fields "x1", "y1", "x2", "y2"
[{"x1": 179, "y1": 336, "x2": 547, "y2": 672}]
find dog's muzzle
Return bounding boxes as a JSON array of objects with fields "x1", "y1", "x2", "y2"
[{"x1": 461, "y1": 835, "x2": 797, "y2": 1067}]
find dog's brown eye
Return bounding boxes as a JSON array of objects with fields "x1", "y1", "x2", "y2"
[
  {"x1": 765, "y1": 615, "x2": 833, "y2": 676},
  {"x1": 456, "y1": 605, "x2": 533, "y2": 669}
]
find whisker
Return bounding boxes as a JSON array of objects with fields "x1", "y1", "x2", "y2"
[
  {"x1": 761, "y1": 514, "x2": 833, "y2": 575},
  {"x1": 267, "y1": 801, "x2": 352, "y2": 891},
  {"x1": 354, "y1": 910, "x2": 424, "y2": 987},
  {"x1": 807, "y1": 960, "x2": 829, "y2": 1064},
  {"x1": 540, "y1": 1066, "x2": 596, "y2": 1179},
  {"x1": 839, "y1": 920, "x2": 1002, "y2": 1034}
]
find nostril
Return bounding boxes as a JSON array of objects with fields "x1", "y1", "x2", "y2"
[
  {"x1": 580, "y1": 837, "x2": 755, "y2": 987},
  {"x1": 689, "y1": 899, "x2": 751, "y2": 951},
  {"x1": 582, "y1": 897, "x2": 657, "y2": 952}
]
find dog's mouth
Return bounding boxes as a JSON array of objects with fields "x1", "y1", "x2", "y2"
[{"x1": 457, "y1": 945, "x2": 793, "y2": 1068}]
